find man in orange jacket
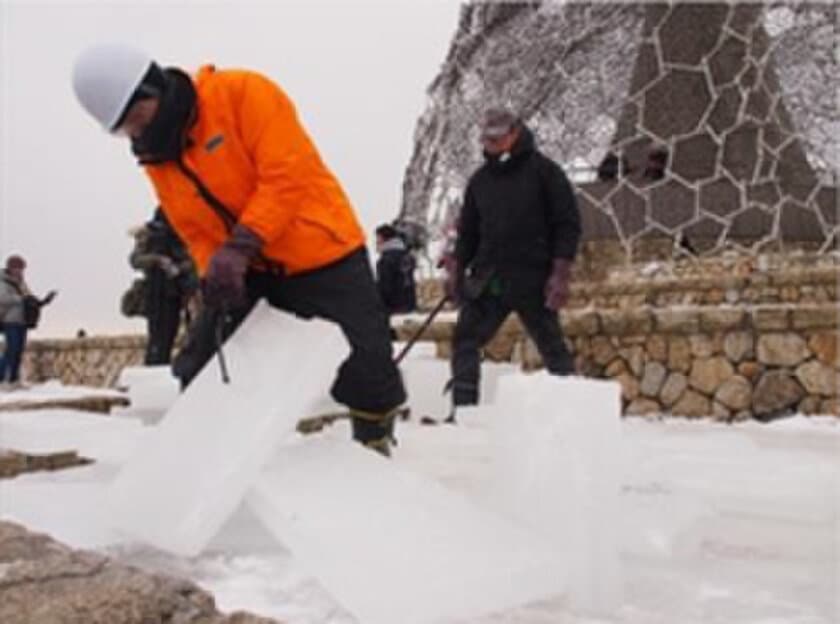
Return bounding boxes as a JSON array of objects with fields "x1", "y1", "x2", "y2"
[{"x1": 72, "y1": 44, "x2": 406, "y2": 455}]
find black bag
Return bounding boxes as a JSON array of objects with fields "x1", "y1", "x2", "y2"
[
  {"x1": 120, "y1": 278, "x2": 148, "y2": 317},
  {"x1": 23, "y1": 295, "x2": 41, "y2": 329}
]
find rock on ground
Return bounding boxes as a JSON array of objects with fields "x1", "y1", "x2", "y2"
[{"x1": 0, "y1": 521, "x2": 281, "y2": 624}]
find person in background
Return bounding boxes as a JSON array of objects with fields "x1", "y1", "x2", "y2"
[
  {"x1": 374, "y1": 223, "x2": 417, "y2": 317},
  {"x1": 444, "y1": 108, "x2": 581, "y2": 421},
  {"x1": 130, "y1": 207, "x2": 197, "y2": 365},
  {"x1": 0, "y1": 255, "x2": 57, "y2": 390}
]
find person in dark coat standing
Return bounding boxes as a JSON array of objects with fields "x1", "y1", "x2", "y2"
[
  {"x1": 130, "y1": 208, "x2": 197, "y2": 365},
  {"x1": 444, "y1": 109, "x2": 581, "y2": 419},
  {"x1": 374, "y1": 224, "x2": 417, "y2": 316}
]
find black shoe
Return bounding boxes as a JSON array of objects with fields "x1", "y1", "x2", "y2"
[{"x1": 350, "y1": 408, "x2": 399, "y2": 457}]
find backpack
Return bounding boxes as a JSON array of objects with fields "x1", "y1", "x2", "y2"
[
  {"x1": 22, "y1": 295, "x2": 41, "y2": 329},
  {"x1": 120, "y1": 278, "x2": 148, "y2": 318}
]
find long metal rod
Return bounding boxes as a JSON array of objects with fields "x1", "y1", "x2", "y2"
[{"x1": 393, "y1": 295, "x2": 449, "y2": 365}]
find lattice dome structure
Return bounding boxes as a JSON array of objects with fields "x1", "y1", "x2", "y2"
[{"x1": 399, "y1": 1, "x2": 838, "y2": 262}]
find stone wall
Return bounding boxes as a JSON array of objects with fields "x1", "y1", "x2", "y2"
[
  {"x1": 13, "y1": 259, "x2": 838, "y2": 422},
  {"x1": 21, "y1": 335, "x2": 145, "y2": 388},
  {"x1": 416, "y1": 253, "x2": 838, "y2": 310},
  {"x1": 396, "y1": 303, "x2": 839, "y2": 421}
]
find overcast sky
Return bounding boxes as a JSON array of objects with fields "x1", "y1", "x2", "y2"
[{"x1": 0, "y1": 0, "x2": 460, "y2": 337}]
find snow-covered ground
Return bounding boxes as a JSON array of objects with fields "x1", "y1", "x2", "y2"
[
  {"x1": 0, "y1": 344, "x2": 838, "y2": 624},
  {"x1": 0, "y1": 379, "x2": 127, "y2": 407}
]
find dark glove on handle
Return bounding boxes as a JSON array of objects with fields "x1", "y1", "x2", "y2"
[
  {"x1": 440, "y1": 254, "x2": 463, "y2": 306},
  {"x1": 203, "y1": 224, "x2": 264, "y2": 309},
  {"x1": 544, "y1": 257, "x2": 573, "y2": 311}
]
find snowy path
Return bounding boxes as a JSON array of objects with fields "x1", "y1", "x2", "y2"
[{"x1": 0, "y1": 352, "x2": 837, "y2": 624}]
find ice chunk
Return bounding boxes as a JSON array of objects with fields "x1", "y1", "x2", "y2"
[
  {"x1": 488, "y1": 374, "x2": 623, "y2": 616},
  {"x1": 400, "y1": 351, "x2": 517, "y2": 421},
  {"x1": 249, "y1": 436, "x2": 566, "y2": 624},
  {"x1": 107, "y1": 302, "x2": 348, "y2": 556},
  {"x1": 114, "y1": 365, "x2": 180, "y2": 424}
]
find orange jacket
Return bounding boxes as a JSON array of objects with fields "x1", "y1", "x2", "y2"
[{"x1": 144, "y1": 65, "x2": 365, "y2": 276}]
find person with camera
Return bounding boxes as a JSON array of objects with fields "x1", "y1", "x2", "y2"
[{"x1": 0, "y1": 255, "x2": 57, "y2": 389}]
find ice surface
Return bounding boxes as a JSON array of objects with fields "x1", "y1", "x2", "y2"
[
  {"x1": 249, "y1": 436, "x2": 566, "y2": 624},
  {"x1": 488, "y1": 374, "x2": 624, "y2": 616},
  {"x1": 0, "y1": 478, "x2": 119, "y2": 548},
  {"x1": 0, "y1": 379, "x2": 125, "y2": 406},
  {"x1": 0, "y1": 408, "x2": 147, "y2": 464},
  {"x1": 107, "y1": 302, "x2": 348, "y2": 556},
  {"x1": 1, "y1": 344, "x2": 838, "y2": 623}
]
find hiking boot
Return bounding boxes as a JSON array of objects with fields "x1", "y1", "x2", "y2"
[{"x1": 350, "y1": 407, "x2": 401, "y2": 457}]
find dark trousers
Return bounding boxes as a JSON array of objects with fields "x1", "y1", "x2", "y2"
[
  {"x1": 145, "y1": 297, "x2": 182, "y2": 365},
  {"x1": 173, "y1": 248, "x2": 406, "y2": 413},
  {"x1": 450, "y1": 291, "x2": 574, "y2": 406},
  {"x1": 0, "y1": 323, "x2": 27, "y2": 383}
]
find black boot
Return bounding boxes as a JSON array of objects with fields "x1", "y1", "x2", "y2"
[
  {"x1": 443, "y1": 406, "x2": 457, "y2": 424},
  {"x1": 350, "y1": 407, "x2": 400, "y2": 457}
]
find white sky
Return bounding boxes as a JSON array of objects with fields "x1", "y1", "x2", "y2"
[{"x1": 0, "y1": 0, "x2": 461, "y2": 337}]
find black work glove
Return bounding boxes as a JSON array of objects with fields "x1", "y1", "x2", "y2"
[
  {"x1": 439, "y1": 253, "x2": 462, "y2": 306},
  {"x1": 203, "y1": 224, "x2": 263, "y2": 309},
  {"x1": 544, "y1": 258, "x2": 573, "y2": 311}
]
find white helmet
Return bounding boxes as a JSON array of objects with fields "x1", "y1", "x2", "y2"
[{"x1": 72, "y1": 43, "x2": 154, "y2": 131}]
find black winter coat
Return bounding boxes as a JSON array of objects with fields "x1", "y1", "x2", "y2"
[
  {"x1": 376, "y1": 240, "x2": 417, "y2": 314},
  {"x1": 455, "y1": 126, "x2": 581, "y2": 295}
]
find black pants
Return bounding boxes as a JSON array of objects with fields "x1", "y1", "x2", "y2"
[
  {"x1": 173, "y1": 248, "x2": 406, "y2": 413},
  {"x1": 450, "y1": 290, "x2": 574, "y2": 406},
  {"x1": 0, "y1": 323, "x2": 27, "y2": 383},
  {"x1": 145, "y1": 297, "x2": 182, "y2": 365}
]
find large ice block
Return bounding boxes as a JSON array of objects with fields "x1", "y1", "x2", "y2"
[
  {"x1": 249, "y1": 437, "x2": 566, "y2": 624},
  {"x1": 399, "y1": 350, "x2": 518, "y2": 421},
  {"x1": 488, "y1": 374, "x2": 623, "y2": 616},
  {"x1": 107, "y1": 302, "x2": 348, "y2": 556}
]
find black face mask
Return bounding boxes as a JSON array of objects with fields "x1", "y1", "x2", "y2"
[{"x1": 132, "y1": 68, "x2": 197, "y2": 163}]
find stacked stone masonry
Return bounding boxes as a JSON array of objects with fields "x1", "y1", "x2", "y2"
[
  {"x1": 20, "y1": 335, "x2": 145, "y2": 389},
  {"x1": 397, "y1": 302, "x2": 839, "y2": 421},
  {"x1": 417, "y1": 254, "x2": 838, "y2": 311},
  {"x1": 14, "y1": 262, "x2": 838, "y2": 422}
]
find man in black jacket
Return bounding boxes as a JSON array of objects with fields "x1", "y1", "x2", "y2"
[{"x1": 445, "y1": 109, "x2": 581, "y2": 417}]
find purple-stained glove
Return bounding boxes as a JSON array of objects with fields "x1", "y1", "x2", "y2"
[
  {"x1": 544, "y1": 258, "x2": 573, "y2": 311},
  {"x1": 203, "y1": 224, "x2": 264, "y2": 309}
]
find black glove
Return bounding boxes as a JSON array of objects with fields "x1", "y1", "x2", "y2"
[
  {"x1": 440, "y1": 253, "x2": 462, "y2": 306},
  {"x1": 40, "y1": 290, "x2": 58, "y2": 306},
  {"x1": 203, "y1": 224, "x2": 263, "y2": 309},
  {"x1": 544, "y1": 258, "x2": 573, "y2": 311}
]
